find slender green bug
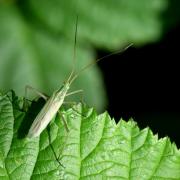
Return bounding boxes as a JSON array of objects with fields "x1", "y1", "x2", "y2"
[{"x1": 27, "y1": 17, "x2": 132, "y2": 138}]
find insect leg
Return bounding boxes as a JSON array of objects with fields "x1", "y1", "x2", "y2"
[
  {"x1": 65, "y1": 89, "x2": 83, "y2": 97},
  {"x1": 47, "y1": 125, "x2": 65, "y2": 168},
  {"x1": 71, "y1": 106, "x2": 87, "y2": 117},
  {"x1": 63, "y1": 101, "x2": 76, "y2": 105},
  {"x1": 63, "y1": 102, "x2": 86, "y2": 118},
  {"x1": 58, "y1": 111, "x2": 69, "y2": 132},
  {"x1": 66, "y1": 89, "x2": 84, "y2": 105},
  {"x1": 25, "y1": 85, "x2": 48, "y2": 100},
  {"x1": 24, "y1": 85, "x2": 49, "y2": 111}
]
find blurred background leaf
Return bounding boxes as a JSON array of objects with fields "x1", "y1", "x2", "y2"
[{"x1": 0, "y1": 0, "x2": 179, "y2": 111}]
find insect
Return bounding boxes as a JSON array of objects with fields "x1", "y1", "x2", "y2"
[{"x1": 27, "y1": 17, "x2": 132, "y2": 138}]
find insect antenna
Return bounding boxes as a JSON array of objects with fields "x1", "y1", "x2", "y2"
[
  {"x1": 67, "y1": 15, "x2": 79, "y2": 83},
  {"x1": 69, "y1": 43, "x2": 133, "y2": 84}
]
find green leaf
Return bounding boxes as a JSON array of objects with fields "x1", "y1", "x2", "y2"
[
  {"x1": 26, "y1": 0, "x2": 168, "y2": 48},
  {"x1": 0, "y1": 92, "x2": 180, "y2": 179}
]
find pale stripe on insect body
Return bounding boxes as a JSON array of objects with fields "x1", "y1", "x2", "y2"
[{"x1": 27, "y1": 83, "x2": 70, "y2": 138}]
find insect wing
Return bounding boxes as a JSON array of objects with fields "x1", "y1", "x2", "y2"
[{"x1": 27, "y1": 93, "x2": 63, "y2": 138}]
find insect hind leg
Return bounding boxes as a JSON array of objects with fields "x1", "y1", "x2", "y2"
[{"x1": 47, "y1": 125, "x2": 65, "y2": 168}]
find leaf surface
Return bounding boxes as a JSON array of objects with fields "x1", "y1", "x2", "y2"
[{"x1": 0, "y1": 92, "x2": 179, "y2": 179}]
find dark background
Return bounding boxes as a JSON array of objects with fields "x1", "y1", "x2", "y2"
[{"x1": 97, "y1": 23, "x2": 180, "y2": 148}]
